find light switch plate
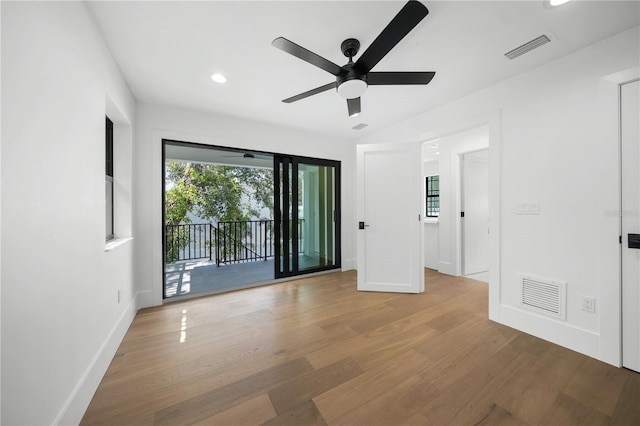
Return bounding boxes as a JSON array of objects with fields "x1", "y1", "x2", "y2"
[{"x1": 516, "y1": 202, "x2": 540, "y2": 215}]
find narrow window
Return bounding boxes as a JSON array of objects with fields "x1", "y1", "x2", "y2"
[
  {"x1": 106, "y1": 116, "x2": 114, "y2": 241},
  {"x1": 426, "y1": 175, "x2": 439, "y2": 217}
]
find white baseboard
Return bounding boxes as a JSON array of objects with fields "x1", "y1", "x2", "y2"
[
  {"x1": 499, "y1": 304, "x2": 601, "y2": 362},
  {"x1": 53, "y1": 294, "x2": 139, "y2": 425}
]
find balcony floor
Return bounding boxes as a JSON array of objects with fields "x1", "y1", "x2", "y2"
[
  {"x1": 165, "y1": 258, "x2": 275, "y2": 298},
  {"x1": 164, "y1": 255, "x2": 329, "y2": 299}
]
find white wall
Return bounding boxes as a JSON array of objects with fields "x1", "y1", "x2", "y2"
[
  {"x1": 357, "y1": 26, "x2": 640, "y2": 365},
  {"x1": 1, "y1": 2, "x2": 136, "y2": 424},
  {"x1": 134, "y1": 103, "x2": 356, "y2": 307}
]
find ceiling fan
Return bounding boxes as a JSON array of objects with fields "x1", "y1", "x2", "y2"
[{"x1": 272, "y1": 0, "x2": 435, "y2": 117}]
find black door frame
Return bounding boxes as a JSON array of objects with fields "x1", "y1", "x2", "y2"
[{"x1": 274, "y1": 154, "x2": 341, "y2": 279}]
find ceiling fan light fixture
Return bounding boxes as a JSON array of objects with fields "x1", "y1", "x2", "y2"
[{"x1": 337, "y1": 79, "x2": 367, "y2": 99}]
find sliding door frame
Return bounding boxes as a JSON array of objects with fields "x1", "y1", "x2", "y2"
[
  {"x1": 161, "y1": 139, "x2": 341, "y2": 298},
  {"x1": 274, "y1": 154, "x2": 341, "y2": 279}
]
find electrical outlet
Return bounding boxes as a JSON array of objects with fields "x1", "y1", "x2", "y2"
[{"x1": 581, "y1": 296, "x2": 596, "y2": 313}]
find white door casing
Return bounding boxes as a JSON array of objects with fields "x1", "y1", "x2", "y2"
[
  {"x1": 621, "y1": 78, "x2": 640, "y2": 372},
  {"x1": 357, "y1": 143, "x2": 424, "y2": 293}
]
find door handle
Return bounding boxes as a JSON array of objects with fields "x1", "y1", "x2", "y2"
[
  {"x1": 629, "y1": 234, "x2": 640, "y2": 249},
  {"x1": 358, "y1": 221, "x2": 370, "y2": 230}
]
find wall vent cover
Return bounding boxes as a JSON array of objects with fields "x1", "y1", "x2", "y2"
[
  {"x1": 520, "y1": 274, "x2": 566, "y2": 320},
  {"x1": 505, "y1": 35, "x2": 551, "y2": 60},
  {"x1": 352, "y1": 123, "x2": 368, "y2": 130}
]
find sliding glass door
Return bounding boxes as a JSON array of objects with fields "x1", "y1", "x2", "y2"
[
  {"x1": 161, "y1": 138, "x2": 341, "y2": 299},
  {"x1": 274, "y1": 156, "x2": 341, "y2": 278}
]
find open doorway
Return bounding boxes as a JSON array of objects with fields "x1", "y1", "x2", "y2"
[
  {"x1": 162, "y1": 140, "x2": 341, "y2": 299},
  {"x1": 422, "y1": 125, "x2": 490, "y2": 281}
]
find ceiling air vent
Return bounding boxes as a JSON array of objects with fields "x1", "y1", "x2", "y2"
[
  {"x1": 520, "y1": 274, "x2": 566, "y2": 320},
  {"x1": 505, "y1": 35, "x2": 551, "y2": 60},
  {"x1": 352, "y1": 123, "x2": 368, "y2": 130}
]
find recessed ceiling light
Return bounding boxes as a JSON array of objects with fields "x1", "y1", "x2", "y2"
[
  {"x1": 211, "y1": 73, "x2": 227, "y2": 84},
  {"x1": 549, "y1": 0, "x2": 571, "y2": 6}
]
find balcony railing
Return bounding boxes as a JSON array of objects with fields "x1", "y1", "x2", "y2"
[
  {"x1": 165, "y1": 220, "x2": 303, "y2": 266},
  {"x1": 216, "y1": 220, "x2": 274, "y2": 266}
]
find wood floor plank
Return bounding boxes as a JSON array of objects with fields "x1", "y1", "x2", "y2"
[
  {"x1": 538, "y1": 392, "x2": 611, "y2": 425},
  {"x1": 418, "y1": 318, "x2": 519, "y2": 392},
  {"x1": 493, "y1": 340, "x2": 586, "y2": 424},
  {"x1": 400, "y1": 411, "x2": 431, "y2": 425},
  {"x1": 331, "y1": 373, "x2": 440, "y2": 425},
  {"x1": 261, "y1": 400, "x2": 327, "y2": 426},
  {"x1": 81, "y1": 269, "x2": 640, "y2": 426},
  {"x1": 313, "y1": 349, "x2": 432, "y2": 423},
  {"x1": 562, "y1": 355, "x2": 630, "y2": 416},
  {"x1": 153, "y1": 357, "x2": 313, "y2": 425},
  {"x1": 420, "y1": 340, "x2": 535, "y2": 425},
  {"x1": 474, "y1": 403, "x2": 529, "y2": 426},
  {"x1": 306, "y1": 323, "x2": 435, "y2": 371},
  {"x1": 192, "y1": 393, "x2": 277, "y2": 426},
  {"x1": 267, "y1": 357, "x2": 363, "y2": 415},
  {"x1": 610, "y1": 372, "x2": 640, "y2": 425}
]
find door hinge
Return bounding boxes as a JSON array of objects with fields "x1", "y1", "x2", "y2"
[
  {"x1": 620, "y1": 235, "x2": 622, "y2": 244},
  {"x1": 418, "y1": 214, "x2": 421, "y2": 221},
  {"x1": 461, "y1": 211, "x2": 465, "y2": 218}
]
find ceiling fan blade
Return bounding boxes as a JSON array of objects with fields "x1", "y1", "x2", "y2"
[
  {"x1": 282, "y1": 82, "x2": 337, "y2": 103},
  {"x1": 354, "y1": 1, "x2": 428, "y2": 74},
  {"x1": 368, "y1": 71, "x2": 435, "y2": 85},
  {"x1": 347, "y1": 97, "x2": 361, "y2": 117},
  {"x1": 272, "y1": 37, "x2": 344, "y2": 76}
]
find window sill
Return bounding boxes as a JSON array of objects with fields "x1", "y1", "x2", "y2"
[
  {"x1": 423, "y1": 218, "x2": 439, "y2": 224},
  {"x1": 105, "y1": 237, "x2": 133, "y2": 252}
]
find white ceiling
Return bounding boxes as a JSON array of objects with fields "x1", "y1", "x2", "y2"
[{"x1": 87, "y1": 1, "x2": 639, "y2": 141}]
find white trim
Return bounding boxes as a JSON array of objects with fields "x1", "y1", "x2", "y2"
[
  {"x1": 597, "y1": 66, "x2": 639, "y2": 366},
  {"x1": 105, "y1": 236, "x2": 133, "y2": 252},
  {"x1": 53, "y1": 292, "x2": 139, "y2": 425},
  {"x1": 500, "y1": 304, "x2": 600, "y2": 360}
]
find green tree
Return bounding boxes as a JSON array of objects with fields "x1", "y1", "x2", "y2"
[
  {"x1": 164, "y1": 161, "x2": 274, "y2": 263},
  {"x1": 165, "y1": 162, "x2": 273, "y2": 224}
]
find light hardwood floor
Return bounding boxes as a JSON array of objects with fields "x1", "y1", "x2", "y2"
[{"x1": 82, "y1": 269, "x2": 640, "y2": 425}]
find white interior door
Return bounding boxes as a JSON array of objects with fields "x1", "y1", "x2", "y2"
[
  {"x1": 461, "y1": 150, "x2": 490, "y2": 276},
  {"x1": 622, "y1": 79, "x2": 640, "y2": 372},
  {"x1": 357, "y1": 143, "x2": 423, "y2": 293}
]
